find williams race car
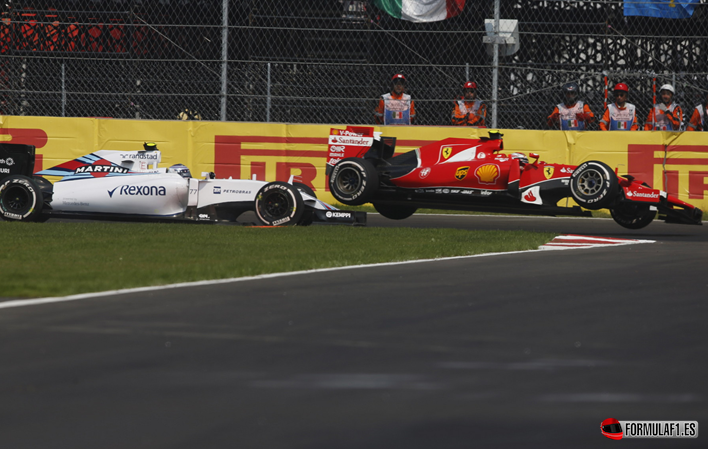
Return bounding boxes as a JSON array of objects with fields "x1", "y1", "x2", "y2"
[
  {"x1": 0, "y1": 142, "x2": 365, "y2": 226},
  {"x1": 326, "y1": 126, "x2": 702, "y2": 229}
]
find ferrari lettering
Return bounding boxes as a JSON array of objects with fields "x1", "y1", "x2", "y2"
[{"x1": 76, "y1": 165, "x2": 130, "y2": 174}]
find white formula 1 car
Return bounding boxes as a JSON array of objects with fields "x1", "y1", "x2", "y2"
[{"x1": 0, "y1": 143, "x2": 365, "y2": 226}]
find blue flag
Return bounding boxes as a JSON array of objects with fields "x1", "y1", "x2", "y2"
[{"x1": 624, "y1": 0, "x2": 699, "y2": 19}]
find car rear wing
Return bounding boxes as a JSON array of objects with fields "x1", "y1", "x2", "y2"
[
  {"x1": 0, "y1": 143, "x2": 36, "y2": 182},
  {"x1": 326, "y1": 126, "x2": 397, "y2": 175}
]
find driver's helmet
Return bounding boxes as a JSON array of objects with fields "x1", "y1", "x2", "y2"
[
  {"x1": 562, "y1": 82, "x2": 579, "y2": 103},
  {"x1": 167, "y1": 164, "x2": 192, "y2": 178}
]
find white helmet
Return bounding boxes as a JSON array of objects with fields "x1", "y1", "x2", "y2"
[{"x1": 659, "y1": 84, "x2": 675, "y2": 94}]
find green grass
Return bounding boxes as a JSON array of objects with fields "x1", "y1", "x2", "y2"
[{"x1": 1, "y1": 222, "x2": 555, "y2": 298}]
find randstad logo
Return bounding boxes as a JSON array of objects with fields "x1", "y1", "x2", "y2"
[{"x1": 108, "y1": 185, "x2": 167, "y2": 198}]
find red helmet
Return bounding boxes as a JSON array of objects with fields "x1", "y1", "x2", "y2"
[
  {"x1": 464, "y1": 81, "x2": 477, "y2": 90},
  {"x1": 601, "y1": 418, "x2": 623, "y2": 440},
  {"x1": 614, "y1": 83, "x2": 629, "y2": 93},
  {"x1": 391, "y1": 73, "x2": 406, "y2": 83}
]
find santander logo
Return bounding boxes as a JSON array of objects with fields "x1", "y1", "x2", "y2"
[{"x1": 523, "y1": 190, "x2": 537, "y2": 202}]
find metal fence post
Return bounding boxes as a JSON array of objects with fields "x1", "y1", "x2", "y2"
[{"x1": 220, "y1": 0, "x2": 228, "y2": 121}]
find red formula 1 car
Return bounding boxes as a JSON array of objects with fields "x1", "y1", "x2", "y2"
[{"x1": 326, "y1": 126, "x2": 703, "y2": 229}]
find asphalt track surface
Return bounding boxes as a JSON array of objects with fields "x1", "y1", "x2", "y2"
[{"x1": 1, "y1": 214, "x2": 706, "y2": 448}]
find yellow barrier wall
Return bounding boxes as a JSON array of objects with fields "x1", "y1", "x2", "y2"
[{"x1": 2, "y1": 116, "x2": 708, "y2": 210}]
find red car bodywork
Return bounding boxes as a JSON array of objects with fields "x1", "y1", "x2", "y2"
[{"x1": 326, "y1": 126, "x2": 702, "y2": 228}]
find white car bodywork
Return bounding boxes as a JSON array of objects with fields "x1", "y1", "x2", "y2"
[{"x1": 31, "y1": 147, "x2": 362, "y2": 226}]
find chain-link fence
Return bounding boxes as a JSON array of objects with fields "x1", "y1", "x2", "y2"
[{"x1": 2, "y1": 0, "x2": 707, "y2": 130}]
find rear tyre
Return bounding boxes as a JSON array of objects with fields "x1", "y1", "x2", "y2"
[
  {"x1": 255, "y1": 182, "x2": 304, "y2": 226},
  {"x1": 0, "y1": 175, "x2": 44, "y2": 221},
  {"x1": 569, "y1": 161, "x2": 618, "y2": 210},
  {"x1": 610, "y1": 202, "x2": 656, "y2": 229},
  {"x1": 329, "y1": 158, "x2": 379, "y2": 206},
  {"x1": 373, "y1": 203, "x2": 417, "y2": 220}
]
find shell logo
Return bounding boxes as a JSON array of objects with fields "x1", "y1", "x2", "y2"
[{"x1": 475, "y1": 164, "x2": 500, "y2": 184}]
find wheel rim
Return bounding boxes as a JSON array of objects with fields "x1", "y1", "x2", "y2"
[
  {"x1": 336, "y1": 166, "x2": 362, "y2": 195},
  {"x1": 577, "y1": 169, "x2": 604, "y2": 196},
  {"x1": 2, "y1": 185, "x2": 31, "y2": 214},
  {"x1": 262, "y1": 190, "x2": 290, "y2": 219}
]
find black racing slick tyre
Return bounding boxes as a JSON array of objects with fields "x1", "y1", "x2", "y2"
[
  {"x1": 569, "y1": 161, "x2": 618, "y2": 210},
  {"x1": 373, "y1": 203, "x2": 417, "y2": 220},
  {"x1": 329, "y1": 158, "x2": 379, "y2": 206},
  {"x1": 610, "y1": 202, "x2": 656, "y2": 229},
  {"x1": 0, "y1": 175, "x2": 44, "y2": 221},
  {"x1": 255, "y1": 181, "x2": 304, "y2": 226}
]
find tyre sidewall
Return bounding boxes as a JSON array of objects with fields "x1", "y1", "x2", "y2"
[
  {"x1": 0, "y1": 175, "x2": 43, "y2": 221},
  {"x1": 329, "y1": 158, "x2": 378, "y2": 206},
  {"x1": 570, "y1": 161, "x2": 617, "y2": 210},
  {"x1": 255, "y1": 182, "x2": 304, "y2": 226}
]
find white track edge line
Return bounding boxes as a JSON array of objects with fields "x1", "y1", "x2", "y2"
[{"x1": 1, "y1": 239, "x2": 654, "y2": 310}]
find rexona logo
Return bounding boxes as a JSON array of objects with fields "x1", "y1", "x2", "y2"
[{"x1": 107, "y1": 185, "x2": 167, "y2": 198}]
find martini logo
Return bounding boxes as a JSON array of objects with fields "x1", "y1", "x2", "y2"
[
  {"x1": 475, "y1": 164, "x2": 500, "y2": 184},
  {"x1": 455, "y1": 166, "x2": 470, "y2": 180},
  {"x1": 544, "y1": 166, "x2": 554, "y2": 179},
  {"x1": 76, "y1": 164, "x2": 130, "y2": 174},
  {"x1": 442, "y1": 147, "x2": 452, "y2": 160}
]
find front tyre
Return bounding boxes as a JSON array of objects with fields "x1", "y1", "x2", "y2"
[
  {"x1": 0, "y1": 175, "x2": 44, "y2": 221},
  {"x1": 329, "y1": 158, "x2": 379, "y2": 206},
  {"x1": 569, "y1": 161, "x2": 618, "y2": 210},
  {"x1": 255, "y1": 181, "x2": 304, "y2": 226},
  {"x1": 373, "y1": 203, "x2": 417, "y2": 220},
  {"x1": 610, "y1": 202, "x2": 656, "y2": 229}
]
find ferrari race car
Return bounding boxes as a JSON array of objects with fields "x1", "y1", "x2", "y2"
[
  {"x1": 326, "y1": 126, "x2": 702, "y2": 229},
  {"x1": 0, "y1": 143, "x2": 365, "y2": 226}
]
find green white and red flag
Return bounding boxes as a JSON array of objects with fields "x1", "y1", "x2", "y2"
[{"x1": 373, "y1": 0, "x2": 466, "y2": 23}]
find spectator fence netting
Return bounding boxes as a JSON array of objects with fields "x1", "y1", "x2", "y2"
[{"x1": 2, "y1": 0, "x2": 708, "y2": 130}]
